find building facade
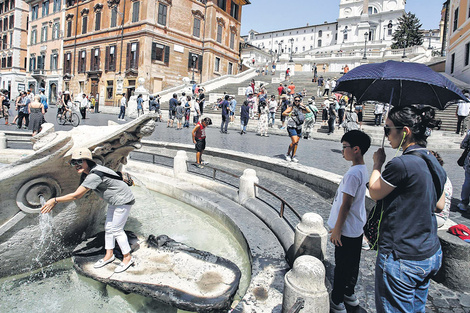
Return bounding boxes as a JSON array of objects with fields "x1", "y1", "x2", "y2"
[
  {"x1": 445, "y1": 0, "x2": 470, "y2": 85},
  {"x1": 61, "y1": 0, "x2": 248, "y2": 107},
  {"x1": 0, "y1": 0, "x2": 29, "y2": 99},
  {"x1": 25, "y1": 0, "x2": 65, "y2": 105}
]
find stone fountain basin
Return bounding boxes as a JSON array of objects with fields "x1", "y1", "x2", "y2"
[{"x1": 72, "y1": 231, "x2": 241, "y2": 312}]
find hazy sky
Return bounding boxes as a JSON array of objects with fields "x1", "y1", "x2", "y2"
[{"x1": 241, "y1": 0, "x2": 443, "y2": 35}]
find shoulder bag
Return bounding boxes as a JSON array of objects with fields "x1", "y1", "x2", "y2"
[{"x1": 457, "y1": 146, "x2": 470, "y2": 167}]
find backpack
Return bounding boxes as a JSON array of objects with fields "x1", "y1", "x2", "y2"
[
  {"x1": 91, "y1": 169, "x2": 134, "y2": 186},
  {"x1": 292, "y1": 107, "x2": 305, "y2": 126}
]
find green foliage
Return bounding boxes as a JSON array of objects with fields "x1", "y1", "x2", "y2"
[{"x1": 391, "y1": 12, "x2": 424, "y2": 49}]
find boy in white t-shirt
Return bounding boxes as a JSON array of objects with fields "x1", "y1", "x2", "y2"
[{"x1": 327, "y1": 130, "x2": 371, "y2": 313}]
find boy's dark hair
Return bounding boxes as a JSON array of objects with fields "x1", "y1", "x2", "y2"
[
  {"x1": 341, "y1": 130, "x2": 371, "y2": 155},
  {"x1": 203, "y1": 117, "x2": 212, "y2": 125},
  {"x1": 225, "y1": 94, "x2": 230, "y2": 100}
]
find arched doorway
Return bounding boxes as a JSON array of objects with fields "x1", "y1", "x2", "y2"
[{"x1": 49, "y1": 82, "x2": 57, "y2": 105}]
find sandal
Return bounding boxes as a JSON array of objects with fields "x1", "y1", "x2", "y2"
[{"x1": 93, "y1": 255, "x2": 116, "y2": 268}]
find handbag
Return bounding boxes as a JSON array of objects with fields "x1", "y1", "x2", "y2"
[
  {"x1": 363, "y1": 200, "x2": 384, "y2": 250},
  {"x1": 457, "y1": 146, "x2": 470, "y2": 167}
]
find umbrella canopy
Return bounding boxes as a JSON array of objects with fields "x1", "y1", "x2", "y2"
[{"x1": 333, "y1": 60, "x2": 467, "y2": 110}]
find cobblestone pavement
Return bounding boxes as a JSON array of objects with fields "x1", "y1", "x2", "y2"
[{"x1": 2, "y1": 110, "x2": 469, "y2": 312}]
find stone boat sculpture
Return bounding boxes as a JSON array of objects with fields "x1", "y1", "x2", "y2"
[{"x1": 0, "y1": 115, "x2": 157, "y2": 278}]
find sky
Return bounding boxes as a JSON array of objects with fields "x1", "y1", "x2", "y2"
[{"x1": 240, "y1": 0, "x2": 444, "y2": 35}]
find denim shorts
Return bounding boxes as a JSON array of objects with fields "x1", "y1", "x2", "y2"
[{"x1": 287, "y1": 127, "x2": 302, "y2": 137}]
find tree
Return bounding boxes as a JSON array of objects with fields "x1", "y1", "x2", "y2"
[{"x1": 391, "y1": 12, "x2": 424, "y2": 49}]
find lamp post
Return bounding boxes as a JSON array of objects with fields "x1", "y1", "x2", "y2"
[
  {"x1": 402, "y1": 33, "x2": 407, "y2": 58},
  {"x1": 289, "y1": 38, "x2": 294, "y2": 62},
  {"x1": 362, "y1": 32, "x2": 368, "y2": 60},
  {"x1": 191, "y1": 54, "x2": 198, "y2": 84},
  {"x1": 107, "y1": 0, "x2": 126, "y2": 74},
  {"x1": 277, "y1": 40, "x2": 283, "y2": 62},
  {"x1": 428, "y1": 29, "x2": 432, "y2": 50}
]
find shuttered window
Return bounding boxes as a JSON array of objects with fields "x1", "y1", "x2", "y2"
[
  {"x1": 95, "y1": 12, "x2": 101, "y2": 31},
  {"x1": 126, "y1": 42, "x2": 139, "y2": 70},
  {"x1": 216, "y1": 25, "x2": 222, "y2": 43},
  {"x1": 111, "y1": 8, "x2": 117, "y2": 27},
  {"x1": 151, "y1": 42, "x2": 170, "y2": 64},
  {"x1": 132, "y1": 1, "x2": 140, "y2": 23},
  {"x1": 157, "y1": 3, "x2": 167, "y2": 26},
  {"x1": 82, "y1": 16, "x2": 87, "y2": 34},
  {"x1": 188, "y1": 52, "x2": 202, "y2": 71},
  {"x1": 193, "y1": 18, "x2": 201, "y2": 37}
]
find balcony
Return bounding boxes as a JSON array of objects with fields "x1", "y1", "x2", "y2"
[{"x1": 31, "y1": 69, "x2": 46, "y2": 79}]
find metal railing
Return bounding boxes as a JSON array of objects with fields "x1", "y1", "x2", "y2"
[
  {"x1": 286, "y1": 297, "x2": 305, "y2": 313},
  {"x1": 254, "y1": 183, "x2": 302, "y2": 221}
]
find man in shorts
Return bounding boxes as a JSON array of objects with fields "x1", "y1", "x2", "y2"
[
  {"x1": 192, "y1": 117, "x2": 212, "y2": 168},
  {"x1": 167, "y1": 93, "x2": 178, "y2": 128}
]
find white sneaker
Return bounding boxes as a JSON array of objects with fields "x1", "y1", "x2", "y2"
[
  {"x1": 330, "y1": 300, "x2": 347, "y2": 313},
  {"x1": 344, "y1": 294, "x2": 359, "y2": 307},
  {"x1": 285, "y1": 155, "x2": 291, "y2": 162},
  {"x1": 291, "y1": 156, "x2": 299, "y2": 163}
]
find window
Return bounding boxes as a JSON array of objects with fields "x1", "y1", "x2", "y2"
[
  {"x1": 466, "y1": 43, "x2": 470, "y2": 66},
  {"x1": 41, "y1": 25, "x2": 48, "y2": 42},
  {"x1": 318, "y1": 30, "x2": 322, "y2": 37},
  {"x1": 50, "y1": 53, "x2": 58, "y2": 70},
  {"x1": 82, "y1": 16, "x2": 87, "y2": 34},
  {"x1": 454, "y1": 8, "x2": 459, "y2": 32},
  {"x1": 230, "y1": 32, "x2": 235, "y2": 49},
  {"x1": 230, "y1": 2, "x2": 239, "y2": 20},
  {"x1": 43, "y1": 0, "x2": 49, "y2": 17},
  {"x1": 132, "y1": 1, "x2": 140, "y2": 23},
  {"x1": 4, "y1": 18, "x2": 8, "y2": 31},
  {"x1": 1, "y1": 57, "x2": 6, "y2": 68},
  {"x1": 67, "y1": 20, "x2": 72, "y2": 37},
  {"x1": 215, "y1": 57, "x2": 220, "y2": 72},
  {"x1": 32, "y1": 5, "x2": 38, "y2": 20},
  {"x1": 66, "y1": 0, "x2": 75, "y2": 7},
  {"x1": 78, "y1": 50, "x2": 86, "y2": 73},
  {"x1": 216, "y1": 24, "x2": 222, "y2": 43},
  {"x1": 193, "y1": 18, "x2": 201, "y2": 37},
  {"x1": 368, "y1": 6, "x2": 378, "y2": 14},
  {"x1": 95, "y1": 12, "x2": 101, "y2": 31},
  {"x1": 318, "y1": 39, "x2": 322, "y2": 47},
  {"x1": 217, "y1": 0, "x2": 226, "y2": 11},
  {"x1": 451, "y1": 53, "x2": 455, "y2": 73},
  {"x1": 53, "y1": 0, "x2": 61, "y2": 13},
  {"x1": 151, "y1": 42, "x2": 170, "y2": 64},
  {"x1": 9, "y1": 15, "x2": 13, "y2": 29},
  {"x1": 188, "y1": 52, "x2": 202, "y2": 70},
  {"x1": 37, "y1": 54, "x2": 44, "y2": 70},
  {"x1": 2, "y1": 34, "x2": 7, "y2": 49},
  {"x1": 31, "y1": 28, "x2": 37, "y2": 45},
  {"x1": 106, "y1": 80, "x2": 113, "y2": 99},
  {"x1": 64, "y1": 52, "x2": 72, "y2": 73},
  {"x1": 52, "y1": 23, "x2": 59, "y2": 40},
  {"x1": 91, "y1": 48, "x2": 100, "y2": 71},
  {"x1": 126, "y1": 42, "x2": 139, "y2": 69},
  {"x1": 7, "y1": 55, "x2": 12, "y2": 68},
  {"x1": 228, "y1": 62, "x2": 232, "y2": 75},
  {"x1": 110, "y1": 8, "x2": 117, "y2": 27},
  {"x1": 388, "y1": 28, "x2": 393, "y2": 36},
  {"x1": 105, "y1": 45, "x2": 117, "y2": 71},
  {"x1": 157, "y1": 3, "x2": 167, "y2": 26},
  {"x1": 343, "y1": 32, "x2": 348, "y2": 41},
  {"x1": 29, "y1": 55, "x2": 36, "y2": 71},
  {"x1": 0, "y1": 3, "x2": 3, "y2": 14}
]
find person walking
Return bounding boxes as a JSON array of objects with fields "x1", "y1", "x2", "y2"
[
  {"x1": 136, "y1": 94, "x2": 144, "y2": 117},
  {"x1": 257, "y1": 100, "x2": 269, "y2": 137},
  {"x1": 229, "y1": 95, "x2": 237, "y2": 124},
  {"x1": 17, "y1": 92, "x2": 30, "y2": 129},
  {"x1": 328, "y1": 100, "x2": 337, "y2": 135},
  {"x1": 167, "y1": 93, "x2": 178, "y2": 128},
  {"x1": 456, "y1": 99, "x2": 470, "y2": 134},
  {"x1": 118, "y1": 93, "x2": 127, "y2": 121},
  {"x1": 282, "y1": 95, "x2": 310, "y2": 162},
  {"x1": 192, "y1": 117, "x2": 212, "y2": 168},
  {"x1": 268, "y1": 95, "x2": 278, "y2": 127},
  {"x1": 374, "y1": 102, "x2": 384, "y2": 126},
  {"x1": 28, "y1": 95, "x2": 45, "y2": 136},
  {"x1": 240, "y1": 100, "x2": 250, "y2": 135},
  {"x1": 79, "y1": 94, "x2": 88, "y2": 119},
  {"x1": 41, "y1": 148, "x2": 136, "y2": 273},
  {"x1": 368, "y1": 105, "x2": 446, "y2": 313},
  {"x1": 220, "y1": 95, "x2": 230, "y2": 134},
  {"x1": 323, "y1": 79, "x2": 331, "y2": 97},
  {"x1": 317, "y1": 76, "x2": 324, "y2": 97},
  {"x1": 457, "y1": 130, "x2": 470, "y2": 214}
]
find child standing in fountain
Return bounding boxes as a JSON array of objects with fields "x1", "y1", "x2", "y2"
[
  {"x1": 327, "y1": 130, "x2": 370, "y2": 313},
  {"x1": 40, "y1": 148, "x2": 136, "y2": 273}
]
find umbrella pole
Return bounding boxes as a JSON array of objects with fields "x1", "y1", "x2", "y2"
[{"x1": 382, "y1": 88, "x2": 395, "y2": 148}]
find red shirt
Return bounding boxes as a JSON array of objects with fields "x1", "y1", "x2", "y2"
[
  {"x1": 195, "y1": 121, "x2": 206, "y2": 139},
  {"x1": 277, "y1": 86, "x2": 284, "y2": 95}
]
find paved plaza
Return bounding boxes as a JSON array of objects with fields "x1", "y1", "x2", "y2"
[{"x1": 2, "y1": 108, "x2": 470, "y2": 312}]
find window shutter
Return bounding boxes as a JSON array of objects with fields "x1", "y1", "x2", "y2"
[
  {"x1": 135, "y1": 42, "x2": 139, "y2": 69},
  {"x1": 164, "y1": 45, "x2": 170, "y2": 64},
  {"x1": 50, "y1": 54, "x2": 53, "y2": 70},
  {"x1": 126, "y1": 42, "x2": 131, "y2": 70},
  {"x1": 188, "y1": 53, "x2": 192, "y2": 69},
  {"x1": 198, "y1": 54, "x2": 203, "y2": 71},
  {"x1": 97, "y1": 48, "x2": 101, "y2": 71},
  {"x1": 105, "y1": 46, "x2": 109, "y2": 71}
]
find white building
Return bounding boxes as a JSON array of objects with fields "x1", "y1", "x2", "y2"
[{"x1": 242, "y1": 0, "x2": 437, "y2": 72}]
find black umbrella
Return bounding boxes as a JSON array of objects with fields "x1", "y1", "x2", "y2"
[{"x1": 333, "y1": 60, "x2": 467, "y2": 110}]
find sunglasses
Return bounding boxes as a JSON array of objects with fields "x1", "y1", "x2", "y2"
[
  {"x1": 384, "y1": 125, "x2": 403, "y2": 137},
  {"x1": 70, "y1": 159, "x2": 83, "y2": 166},
  {"x1": 294, "y1": 99, "x2": 301, "y2": 102}
]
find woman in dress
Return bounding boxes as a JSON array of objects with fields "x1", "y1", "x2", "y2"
[
  {"x1": 28, "y1": 95, "x2": 45, "y2": 136},
  {"x1": 257, "y1": 100, "x2": 269, "y2": 137},
  {"x1": 41, "y1": 148, "x2": 135, "y2": 273},
  {"x1": 368, "y1": 105, "x2": 446, "y2": 312}
]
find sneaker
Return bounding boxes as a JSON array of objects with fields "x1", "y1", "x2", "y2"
[
  {"x1": 291, "y1": 156, "x2": 299, "y2": 163},
  {"x1": 344, "y1": 294, "x2": 359, "y2": 307},
  {"x1": 458, "y1": 203, "x2": 468, "y2": 212},
  {"x1": 201, "y1": 160, "x2": 209, "y2": 165},
  {"x1": 195, "y1": 163, "x2": 204, "y2": 169},
  {"x1": 330, "y1": 300, "x2": 347, "y2": 313},
  {"x1": 362, "y1": 240, "x2": 371, "y2": 250},
  {"x1": 285, "y1": 155, "x2": 292, "y2": 162}
]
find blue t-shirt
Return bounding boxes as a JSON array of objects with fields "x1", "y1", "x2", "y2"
[
  {"x1": 241, "y1": 105, "x2": 250, "y2": 119},
  {"x1": 380, "y1": 146, "x2": 446, "y2": 260},
  {"x1": 221, "y1": 100, "x2": 230, "y2": 116},
  {"x1": 169, "y1": 98, "x2": 178, "y2": 111},
  {"x1": 40, "y1": 94, "x2": 48, "y2": 109},
  {"x1": 230, "y1": 99, "x2": 237, "y2": 112},
  {"x1": 137, "y1": 97, "x2": 143, "y2": 109}
]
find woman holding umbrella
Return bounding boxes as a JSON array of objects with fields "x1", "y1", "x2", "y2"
[{"x1": 368, "y1": 105, "x2": 446, "y2": 312}]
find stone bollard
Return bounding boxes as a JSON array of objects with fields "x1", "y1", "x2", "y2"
[
  {"x1": 293, "y1": 212, "x2": 328, "y2": 261},
  {"x1": 282, "y1": 255, "x2": 329, "y2": 313},
  {"x1": 173, "y1": 150, "x2": 188, "y2": 177},
  {"x1": 0, "y1": 132, "x2": 6, "y2": 149},
  {"x1": 238, "y1": 169, "x2": 259, "y2": 204}
]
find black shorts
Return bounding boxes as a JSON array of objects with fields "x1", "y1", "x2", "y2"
[
  {"x1": 357, "y1": 111, "x2": 363, "y2": 122},
  {"x1": 195, "y1": 138, "x2": 206, "y2": 152}
]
